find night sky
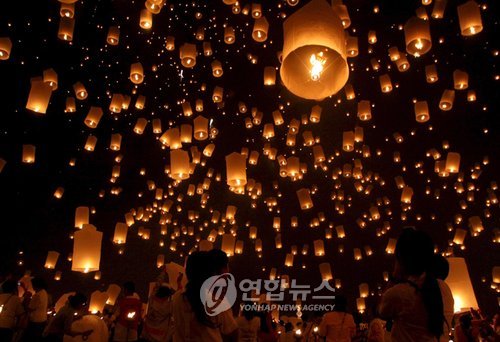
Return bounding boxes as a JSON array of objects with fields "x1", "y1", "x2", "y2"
[{"x1": 0, "y1": 0, "x2": 499, "y2": 315}]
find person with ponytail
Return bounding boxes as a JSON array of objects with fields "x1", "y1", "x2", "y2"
[
  {"x1": 379, "y1": 227, "x2": 451, "y2": 341},
  {"x1": 172, "y1": 250, "x2": 237, "y2": 341}
]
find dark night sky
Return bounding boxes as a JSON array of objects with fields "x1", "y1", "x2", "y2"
[{"x1": 0, "y1": 0, "x2": 499, "y2": 315}]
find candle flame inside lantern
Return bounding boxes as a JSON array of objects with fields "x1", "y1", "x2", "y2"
[{"x1": 309, "y1": 52, "x2": 326, "y2": 81}]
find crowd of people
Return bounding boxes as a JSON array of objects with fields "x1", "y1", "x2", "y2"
[{"x1": 0, "y1": 228, "x2": 499, "y2": 342}]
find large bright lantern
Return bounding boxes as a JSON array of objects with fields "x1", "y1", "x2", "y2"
[
  {"x1": 445, "y1": 257, "x2": 479, "y2": 313},
  {"x1": 280, "y1": 0, "x2": 349, "y2": 100}
]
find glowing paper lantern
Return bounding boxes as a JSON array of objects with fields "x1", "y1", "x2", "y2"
[
  {"x1": 359, "y1": 283, "x2": 369, "y2": 298},
  {"x1": 221, "y1": 234, "x2": 236, "y2": 257},
  {"x1": 401, "y1": 186, "x2": 414, "y2": 203},
  {"x1": 107, "y1": 26, "x2": 120, "y2": 45},
  {"x1": 356, "y1": 298, "x2": 366, "y2": 313},
  {"x1": 58, "y1": 17, "x2": 75, "y2": 41},
  {"x1": 314, "y1": 240, "x2": 325, "y2": 256},
  {"x1": 457, "y1": 1, "x2": 483, "y2": 36},
  {"x1": 84, "y1": 107, "x2": 103, "y2": 128},
  {"x1": 110, "y1": 133, "x2": 121, "y2": 151},
  {"x1": 280, "y1": 0, "x2": 348, "y2": 100},
  {"x1": 252, "y1": 17, "x2": 269, "y2": 42},
  {"x1": 75, "y1": 206, "x2": 89, "y2": 229},
  {"x1": 357, "y1": 100, "x2": 372, "y2": 121},
  {"x1": 73, "y1": 82, "x2": 88, "y2": 100},
  {"x1": 26, "y1": 79, "x2": 52, "y2": 114},
  {"x1": 446, "y1": 257, "x2": 478, "y2": 312},
  {"x1": 226, "y1": 152, "x2": 247, "y2": 187},
  {"x1": 319, "y1": 263, "x2": 333, "y2": 281},
  {"x1": 113, "y1": 223, "x2": 128, "y2": 244},
  {"x1": 224, "y1": 26, "x2": 236, "y2": 44},
  {"x1": 84, "y1": 135, "x2": 97, "y2": 151},
  {"x1": 89, "y1": 291, "x2": 109, "y2": 315},
  {"x1": 453, "y1": 69, "x2": 468, "y2": 90},
  {"x1": 43, "y1": 68, "x2": 58, "y2": 90},
  {"x1": 439, "y1": 89, "x2": 455, "y2": 111},
  {"x1": 346, "y1": 35, "x2": 358, "y2": 57},
  {"x1": 170, "y1": 149, "x2": 190, "y2": 181},
  {"x1": 404, "y1": 17, "x2": 431, "y2": 56},
  {"x1": 193, "y1": 115, "x2": 209, "y2": 140},
  {"x1": 445, "y1": 152, "x2": 460, "y2": 173},
  {"x1": 414, "y1": 101, "x2": 430, "y2": 122},
  {"x1": 140, "y1": 9, "x2": 153, "y2": 29},
  {"x1": 0, "y1": 37, "x2": 12, "y2": 60},
  {"x1": 379, "y1": 74, "x2": 393, "y2": 93},
  {"x1": 22, "y1": 145, "x2": 36, "y2": 163},
  {"x1": 72, "y1": 224, "x2": 103, "y2": 273},
  {"x1": 342, "y1": 131, "x2": 355, "y2": 152},
  {"x1": 180, "y1": 43, "x2": 197, "y2": 68},
  {"x1": 264, "y1": 67, "x2": 276, "y2": 86},
  {"x1": 130, "y1": 62, "x2": 144, "y2": 84},
  {"x1": 296, "y1": 188, "x2": 313, "y2": 210},
  {"x1": 105, "y1": 284, "x2": 121, "y2": 306},
  {"x1": 44, "y1": 251, "x2": 60, "y2": 269},
  {"x1": 425, "y1": 64, "x2": 438, "y2": 83}
]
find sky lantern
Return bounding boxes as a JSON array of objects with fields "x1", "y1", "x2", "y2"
[
  {"x1": 84, "y1": 107, "x2": 103, "y2": 128},
  {"x1": 22, "y1": 144, "x2": 36, "y2": 164},
  {"x1": 211, "y1": 60, "x2": 223, "y2": 77},
  {"x1": 445, "y1": 152, "x2": 461, "y2": 173},
  {"x1": 170, "y1": 149, "x2": 190, "y2": 181},
  {"x1": 346, "y1": 35, "x2": 358, "y2": 57},
  {"x1": 425, "y1": 64, "x2": 438, "y2": 83},
  {"x1": 357, "y1": 100, "x2": 371, "y2": 121},
  {"x1": 319, "y1": 262, "x2": 333, "y2": 281},
  {"x1": 446, "y1": 257, "x2": 479, "y2": 312},
  {"x1": 342, "y1": 131, "x2": 355, "y2": 152},
  {"x1": 130, "y1": 62, "x2": 144, "y2": 84},
  {"x1": 72, "y1": 224, "x2": 103, "y2": 273},
  {"x1": 280, "y1": 0, "x2": 348, "y2": 100},
  {"x1": 253, "y1": 17, "x2": 269, "y2": 42},
  {"x1": 404, "y1": 17, "x2": 432, "y2": 57},
  {"x1": 113, "y1": 223, "x2": 128, "y2": 244},
  {"x1": 263, "y1": 67, "x2": 276, "y2": 86},
  {"x1": 356, "y1": 298, "x2": 366, "y2": 313},
  {"x1": 379, "y1": 74, "x2": 393, "y2": 93},
  {"x1": 89, "y1": 291, "x2": 109, "y2": 314},
  {"x1": 453, "y1": 69, "x2": 469, "y2": 90},
  {"x1": 226, "y1": 152, "x2": 247, "y2": 187},
  {"x1": 75, "y1": 206, "x2": 89, "y2": 229},
  {"x1": 140, "y1": 9, "x2": 153, "y2": 29},
  {"x1": 107, "y1": 26, "x2": 120, "y2": 45},
  {"x1": 58, "y1": 17, "x2": 74, "y2": 41},
  {"x1": 43, "y1": 68, "x2": 58, "y2": 90},
  {"x1": 439, "y1": 89, "x2": 455, "y2": 111},
  {"x1": 457, "y1": 1, "x2": 483, "y2": 36},
  {"x1": 414, "y1": 100, "x2": 430, "y2": 122},
  {"x1": 193, "y1": 115, "x2": 209, "y2": 140},
  {"x1": 180, "y1": 43, "x2": 197, "y2": 68},
  {"x1": 0, "y1": 37, "x2": 12, "y2": 60},
  {"x1": 26, "y1": 79, "x2": 52, "y2": 114},
  {"x1": 110, "y1": 133, "x2": 122, "y2": 151},
  {"x1": 297, "y1": 188, "x2": 313, "y2": 210},
  {"x1": 401, "y1": 186, "x2": 414, "y2": 203},
  {"x1": 44, "y1": 251, "x2": 60, "y2": 269},
  {"x1": 224, "y1": 26, "x2": 236, "y2": 44},
  {"x1": 73, "y1": 82, "x2": 88, "y2": 100},
  {"x1": 59, "y1": 3, "x2": 75, "y2": 18}
]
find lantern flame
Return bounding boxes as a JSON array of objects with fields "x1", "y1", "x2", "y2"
[{"x1": 309, "y1": 52, "x2": 326, "y2": 81}]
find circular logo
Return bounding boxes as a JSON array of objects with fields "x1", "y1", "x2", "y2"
[{"x1": 200, "y1": 273, "x2": 237, "y2": 316}]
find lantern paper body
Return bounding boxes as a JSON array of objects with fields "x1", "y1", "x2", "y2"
[
  {"x1": 170, "y1": 149, "x2": 190, "y2": 181},
  {"x1": 226, "y1": 153, "x2": 247, "y2": 187},
  {"x1": 113, "y1": 223, "x2": 128, "y2": 244},
  {"x1": 280, "y1": 0, "x2": 348, "y2": 100},
  {"x1": 26, "y1": 80, "x2": 52, "y2": 114},
  {"x1": 72, "y1": 224, "x2": 103, "y2": 273},
  {"x1": 297, "y1": 188, "x2": 313, "y2": 210},
  {"x1": 404, "y1": 17, "x2": 432, "y2": 56},
  {"x1": 0, "y1": 37, "x2": 12, "y2": 60},
  {"x1": 22, "y1": 145, "x2": 36, "y2": 164},
  {"x1": 445, "y1": 257, "x2": 479, "y2": 312},
  {"x1": 457, "y1": 1, "x2": 483, "y2": 36},
  {"x1": 44, "y1": 251, "x2": 60, "y2": 269}
]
